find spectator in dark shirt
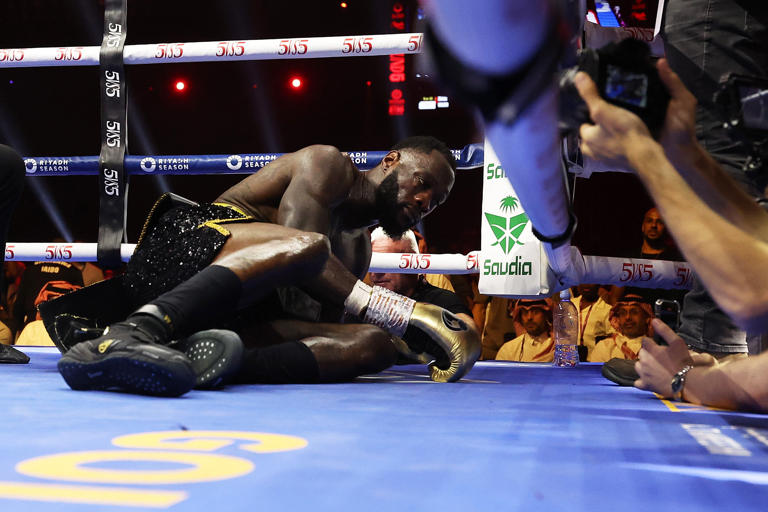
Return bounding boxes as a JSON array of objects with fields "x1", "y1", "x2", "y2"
[
  {"x1": 639, "y1": 207, "x2": 683, "y2": 261},
  {"x1": 620, "y1": 206, "x2": 687, "y2": 311},
  {"x1": 368, "y1": 228, "x2": 472, "y2": 320},
  {"x1": 367, "y1": 228, "x2": 477, "y2": 363}
]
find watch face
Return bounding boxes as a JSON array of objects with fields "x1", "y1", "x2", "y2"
[{"x1": 671, "y1": 375, "x2": 683, "y2": 393}]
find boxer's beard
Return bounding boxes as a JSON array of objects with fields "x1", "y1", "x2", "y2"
[{"x1": 375, "y1": 171, "x2": 407, "y2": 239}]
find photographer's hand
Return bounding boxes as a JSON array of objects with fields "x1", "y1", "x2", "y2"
[
  {"x1": 575, "y1": 66, "x2": 768, "y2": 335},
  {"x1": 656, "y1": 59, "x2": 699, "y2": 165},
  {"x1": 655, "y1": 59, "x2": 768, "y2": 241},
  {"x1": 637, "y1": 318, "x2": 768, "y2": 412},
  {"x1": 573, "y1": 71, "x2": 654, "y2": 169},
  {"x1": 635, "y1": 320, "x2": 695, "y2": 398}
]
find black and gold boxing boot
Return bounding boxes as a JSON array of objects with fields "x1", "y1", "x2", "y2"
[
  {"x1": 57, "y1": 306, "x2": 196, "y2": 397},
  {"x1": 172, "y1": 330, "x2": 244, "y2": 389}
]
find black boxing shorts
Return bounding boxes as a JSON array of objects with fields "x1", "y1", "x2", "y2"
[
  {"x1": 123, "y1": 197, "x2": 257, "y2": 306},
  {"x1": 40, "y1": 193, "x2": 259, "y2": 350}
]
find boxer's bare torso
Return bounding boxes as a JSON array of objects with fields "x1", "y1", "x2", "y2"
[{"x1": 217, "y1": 145, "x2": 376, "y2": 279}]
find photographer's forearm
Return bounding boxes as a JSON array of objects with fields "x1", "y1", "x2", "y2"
[
  {"x1": 683, "y1": 352, "x2": 768, "y2": 412},
  {"x1": 627, "y1": 138, "x2": 768, "y2": 331},
  {"x1": 667, "y1": 141, "x2": 768, "y2": 241}
]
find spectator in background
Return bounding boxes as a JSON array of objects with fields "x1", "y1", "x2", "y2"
[
  {"x1": 614, "y1": 206, "x2": 687, "y2": 326},
  {"x1": 590, "y1": 294, "x2": 654, "y2": 363},
  {"x1": 1, "y1": 261, "x2": 23, "y2": 332},
  {"x1": 571, "y1": 283, "x2": 615, "y2": 360},
  {"x1": 639, "y1": 207, "x2": 683, "y2": 261},
  {"x1": 410, "y1": 229, "x2": 456, "y2": 293},
  {"x1": 71, "y1": 241, "x2": 106, "y2": 286},
  {"x1": 0, "y1": 316, "x2": 11, "y2": 345},
  {"x1": 473, "y1": 290, "x2": 517, "y2": 360},
  {"x1": 367, "y1": 227, "x2": 475, "y2": 330},
  {"x1": 16, "y1": 280, "x2": 82, "y2": 346},
  {"x1": 13, "y1": 260, "x2": 83, "y2": 336},
  {"x1": 496, "y1": 298, "x2": 554, "y2": 362}
]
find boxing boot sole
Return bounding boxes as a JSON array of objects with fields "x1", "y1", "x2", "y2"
[
  {"x1": 58, "y1": 343, "x2": 196, "y2": 397},
  {"x1": 0, "y1": 344, "x2": 30, "y2": 364},
  {"x1": 601, "y1": 357, "x2": 639, "y2": 387},
  {"x1": 174, "y1": 329, "x2": 244, "y2": 389}
]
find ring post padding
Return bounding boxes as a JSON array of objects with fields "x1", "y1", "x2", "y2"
[{"x1": 96, "y1": 0, "x2": 129, "y2": 268}]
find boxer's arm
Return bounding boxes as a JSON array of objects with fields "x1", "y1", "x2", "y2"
[
  {"x1": 274, "y1": 146, "x2": 367, "y2": 312},
  {"x1": 277, "y1": 145, "x2": 356, "y2": 235}
]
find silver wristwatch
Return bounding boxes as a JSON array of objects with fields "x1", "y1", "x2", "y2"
[{"x1": 671, "y1": 365, "x2": 693, "y2": 401}]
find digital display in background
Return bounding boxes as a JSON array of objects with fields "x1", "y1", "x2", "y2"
[
  {"x1": 587, "y1": 0, "x2": 659, "y2": 29},
  {"x1": 594, "y1": 2, "x2": 620, "y2": 27},
  {"x1": 418, "y1": 96, "x2": 450, "y2": 111}
]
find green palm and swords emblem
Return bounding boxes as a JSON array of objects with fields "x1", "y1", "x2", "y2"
[{"x1": 484, "y1": 196, "x2": 530, "y2": 254}]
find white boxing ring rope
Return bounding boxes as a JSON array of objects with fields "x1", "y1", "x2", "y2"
[
  {"x1": 3, "y1": 243, "x2": 695, "y2": 291},
  {"x1": 0, "y1": 33, "x2": 423, "y2": 68},
  {"x1": 1, "y1": 29, "x2": 695, "y2": 293}
]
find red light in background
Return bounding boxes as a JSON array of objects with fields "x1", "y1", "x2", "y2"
[
  {"x1": 290, "y1": 77, "x2": 302, "y2": 89},
  {"x1": 174, "y1": 80, "x2": 186, "y2": 92},
  {"x1": 366, "y1": 80, "x2": 371, "y2": 86},
  {"x1": 340, "y1": 2, "x2": 348, "y2": 8}
]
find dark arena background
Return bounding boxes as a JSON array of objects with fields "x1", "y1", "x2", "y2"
[
  {"x1": 0, "y1": 0, "x2": 659, "y2": 258},
  {"x1": 4, "y1": 2, "x2": 763, "y2": 512}
]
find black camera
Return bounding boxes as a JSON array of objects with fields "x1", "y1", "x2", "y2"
[
  {"x1": 652, "y1": 298, "x2": 680, "y2": 346},
  {"x1": 559, "y1": 38, "x2": 669, "y2": 138},
  {"x1": 714, "y1": 74, "x2": 768, "y2": 173}
]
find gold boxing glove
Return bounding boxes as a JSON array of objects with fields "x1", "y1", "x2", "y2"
[{"x1": 396, "y1": 302, "x2": 481, "y2": 383}]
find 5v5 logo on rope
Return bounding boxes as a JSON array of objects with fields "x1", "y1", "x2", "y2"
[{"x1": 484, "y1": 196, "x2": 529, "y2": 255}]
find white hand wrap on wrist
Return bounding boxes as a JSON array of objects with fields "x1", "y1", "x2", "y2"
[
  {"x1": 343, "y1": 280, "x2": 373, "y2": 317},
  {"x1": 363, "y1": 286, "x2": 416, "y2": 338}
]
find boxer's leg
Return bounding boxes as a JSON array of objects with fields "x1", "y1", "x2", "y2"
[
  {"x1": 132, "y1": 222, "x2": 331, "y2": 341},
  {"x1": 58, "y1": 223, "x2": 331, "y2": 396},
  {"x1": 236, "y1": 320, "x2": 397, "y2": 383}
]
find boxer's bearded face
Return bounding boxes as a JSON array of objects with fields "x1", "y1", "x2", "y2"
[{"x1": 375, "y1": 170, "x2": 411, "y2": 238}]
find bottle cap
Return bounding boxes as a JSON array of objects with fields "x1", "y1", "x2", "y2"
[{"x1": 559, "y1": 289, "x2": 572, "y2": 300}]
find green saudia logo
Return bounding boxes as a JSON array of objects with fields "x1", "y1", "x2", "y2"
[
  {"x1": 484, "y1": 196, "x2": 529, "y2": 254},
  {"x1": 483, "y1": 196, "x2": 533, "y2": 276}
]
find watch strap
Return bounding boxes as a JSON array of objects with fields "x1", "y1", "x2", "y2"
[{"x1": 671, "y1": 365, "x2": 693, "y2": 401}]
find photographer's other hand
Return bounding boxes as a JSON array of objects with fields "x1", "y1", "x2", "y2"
[
  {"x1": 635, "y1": 318, "x2": 695, "y2": 397},
  {"x1": 656, "y1": 59, "x2": 699, "y2": 165},
  {"x1": 573, "y1": 71, "x2": 653, "y2": 170}
]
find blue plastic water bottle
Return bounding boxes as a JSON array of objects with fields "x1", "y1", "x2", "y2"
[{"x1": 553, "y1": 289, "x2": 579, "y2": 367}]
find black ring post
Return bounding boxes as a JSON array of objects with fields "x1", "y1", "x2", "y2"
[{"x1": 97, "y1": 0, "x2": 129, "y2": 268}]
